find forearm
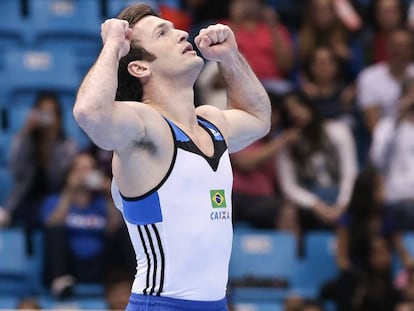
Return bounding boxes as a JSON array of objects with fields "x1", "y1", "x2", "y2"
[
  {"x1": 218, "y1": 53, "x2": 271, "y2": 131},
  {"x1": 46, "y1": 191, "x2": 72, "y2": 225},
  {"x1": 277, "y1": 151, "x2": 318, "y2": 208},
  {"x1": 74, "y1": 43, "x2": 119, "y2": 124}
]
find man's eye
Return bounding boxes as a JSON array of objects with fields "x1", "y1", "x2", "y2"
[{"x1": 158, "y1": 30, "x2": 166, "y2": 38}]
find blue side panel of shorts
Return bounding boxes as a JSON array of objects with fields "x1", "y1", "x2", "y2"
[{"x1": 122, "y1": 192, "x2": 163, "y2": 225}]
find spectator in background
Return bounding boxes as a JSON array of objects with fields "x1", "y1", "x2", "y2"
[
  {"x1": 321, "y1": 167, "x2": 411, "y2": 310},
  {"x1": 295, "y1": 0, "x2": 361, "y2": 82},
  {"x1": 40, "y1": 152, "x2": 129, "y2": 298},
  {"x1": 300, "y1": 45, "x2": 356, "y2": 122},
  {"x1": 370, "y1": 77, "x2": 414, "y2": 230},
  {"x1": 223, "y1": 0, "x2": 294, "y2": 94},
  {"x1": 364, "y1": 0, "x2": 407, "y2": 64},
  {"x1": 1, "y1": 92, "x2": 77, "y2": 232},
  {"x1": 276, "y1": 91, "x2": 357, "y2": 232},
  {"x1": 231, "y1": 92, "x2": 298, "y2": 229},
  {"x1": 356, "y1": 28, "x2": 414, "y2": 134},
  {"x1": 353, "y1": 237, "x2": 401, "y2": 311}
]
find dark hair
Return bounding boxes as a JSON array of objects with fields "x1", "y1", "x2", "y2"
[
  {"x1": 303, "y1": 45, "x2": 342, "y2": 82},
  {"x1": 367, "y1": 0, "x2": 406, "y2": 31},
  {"x1": 116, "y1": 4, "x2": 159, "y2": 102},
  {"x1": 33, "y1": 91, "x2": 65, "y2": 139},
  {"x1": 348, "y1": 166, "x2": 382, "y2": 217},
  {"x1": 279, "y1": 90, "x2": 325, "y2": 150},
  {"x1": 347, "y1": 166, "x2": 387, "y2": 266}
]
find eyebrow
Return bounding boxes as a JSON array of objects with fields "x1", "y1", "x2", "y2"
[{"x1": 152, "y1": 21, "x2": 174, "y2": 38}]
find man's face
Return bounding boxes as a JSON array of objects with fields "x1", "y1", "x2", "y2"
[
  {"x1": 132, "y1": 15, "x2": 204, "y2": 80},
  {"x1": 387, "y1": 31, "x2": 414, "y2": 64}
]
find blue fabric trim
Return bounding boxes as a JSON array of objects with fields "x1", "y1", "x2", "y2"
[
  {"x1": 122, "y1": 191, "x2": 163, "y2": 225},
  {"x1": 198, "y1": 117, "x2": 224, "y2": 141},
  {"x1": 126, "y1": 293, "x2": 228, "y2": 311},
  {"x1": 164, "y1": 119, "x2": 190, "y2": 142}
]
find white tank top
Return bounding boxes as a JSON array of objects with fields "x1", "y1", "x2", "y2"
[{"x1": 111, "y1": 116, "x2": 233, "y2": 301}]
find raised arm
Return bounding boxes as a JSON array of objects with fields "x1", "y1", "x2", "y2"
[
  {"x1": 73, "y1": 19, "x2": 145, "y2": 151},
  {"x1": 195, "y1": 24, "x2": 271, "y2": 153}
]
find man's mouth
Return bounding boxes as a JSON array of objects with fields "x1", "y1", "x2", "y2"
[{"x1": 183, "y1": 43, "x2": 194, "y2": 54}]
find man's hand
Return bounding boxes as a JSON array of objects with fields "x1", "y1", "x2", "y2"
[
  {"x1": 100, "y1": 18, "x2": 133, "y2": 60},
  {"x1": 194, "y1": 24, "x2": 238, "y2": 63}
]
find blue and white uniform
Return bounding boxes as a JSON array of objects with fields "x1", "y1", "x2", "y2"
[{"x1": 111, "y1": 116, "x2": 233, "y2": 309}]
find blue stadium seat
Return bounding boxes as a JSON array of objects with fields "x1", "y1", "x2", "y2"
[
  {"x1": 233, "y1": 302, "x2": 283, "y2": 311},
  {"x1": 0, "y1": 0, "x2": 27, "y2": 50},
  {"x1": 6, "y1": 105, "x2": 31, "y2": 134},
  {"x1": 26, "y1": 0, "x2": 102, "y2": 73},
  {"x1": 72, "y1": 283, "x2": 105, "y2": 298},
  {"x1": 230, "y1": 229, "x2": 298, "y2": 281},
  {"x1": 0, "y1": 228, "x2": 30, "y2": 295},
  {"x1": 0, "y1": 167, "x2": 12, "y2": 206},
  {"x1": 291, "y1": 231, "x2": 339, "y2": 297},
  {"x1": 39, "y1": 296, "x2": 108, "y2": 310},
  {"x1": 0, "y1": 296, "x2": 18, "y2": 309},
  {"x1": 27, "y1": 230, "x2": 47, "y2": 295},
  {"x1": 1, "y1": 47, "x2": 81, "y2": 109},
  {"x1": 229, "y1": 229, "x2": 298, "y2": 302}
]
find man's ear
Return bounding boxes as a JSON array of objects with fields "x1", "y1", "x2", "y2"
[{"x1": 127, "y1": 61, "x2": 151, "y2": 82}]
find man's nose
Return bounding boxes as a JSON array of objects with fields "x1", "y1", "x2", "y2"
[{"x1": 177, "y1": 29, "x2": 189, "y2": 42}]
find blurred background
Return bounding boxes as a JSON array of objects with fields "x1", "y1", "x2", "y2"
[{"x1": 2, "y1": 0, "x2": 414, "y2": 310}]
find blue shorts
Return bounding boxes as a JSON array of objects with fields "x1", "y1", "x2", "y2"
[{"x1": 125, "y1": 293, "x2": 229, "y2": 311}]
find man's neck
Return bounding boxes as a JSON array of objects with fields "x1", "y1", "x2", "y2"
[{"x1": 144, "y1": 80, "x2": 198, "y2": 129}]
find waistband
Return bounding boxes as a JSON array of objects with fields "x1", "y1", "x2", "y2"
[{"x1": 127, "y1": 293, "x2": 228, "y2": 311}]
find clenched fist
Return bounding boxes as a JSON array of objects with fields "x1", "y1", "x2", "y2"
[
  {"x1": 101, "y1": 18, "x2": 133, "y2": 60},
  {"x1": 194, "y1": 24, "x2": 238, "y2": 63}
]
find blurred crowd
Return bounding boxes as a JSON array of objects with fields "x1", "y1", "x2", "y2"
[{"x1": 2, "y1": 0, "x2": 414, "y2": 310}]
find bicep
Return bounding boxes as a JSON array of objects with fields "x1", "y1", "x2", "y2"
[
  {"x1": 223, "y1": 108, "x2": 268, "y2": 153},
  {"x1": 74, "y1": 101, "x2": 146, "y2": 151}
]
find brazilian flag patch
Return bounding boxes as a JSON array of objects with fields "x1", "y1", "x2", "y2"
[{"x1": 210, "y1": 190, "x2": 226, "y2": 208}]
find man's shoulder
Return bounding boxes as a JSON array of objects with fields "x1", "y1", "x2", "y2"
[{"x1": 196, "y1": 105, "x2": 225, "y2": 124}]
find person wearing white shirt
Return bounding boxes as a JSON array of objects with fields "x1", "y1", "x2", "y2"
[
  {"x1": 357, "y1": 28, "x2": 414, "y2": 134},
  {"x1": 276, "y1": 91, "x2": 358, "y2": 231},
  {"x1": 370, "y1": 77, "x2": 414, "y2": 230}
]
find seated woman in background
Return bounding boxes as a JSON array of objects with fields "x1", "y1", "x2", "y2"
[
  {"x1": 299, "y1": 45, "x2": 356, "y2": 123},
  {"x1": 276, "y1": 91, "x2": 358, "y2": 232}
]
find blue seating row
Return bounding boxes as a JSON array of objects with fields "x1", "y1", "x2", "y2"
[
  {"x1": 0, "y1": 227, "x2": 341, "y2": 308},
  {"x1": 0, "y1": 295, "x2": 109, "y2": 310},
  {"x1": 229, "y1": 229, "x2": 339, "y2": 304}
]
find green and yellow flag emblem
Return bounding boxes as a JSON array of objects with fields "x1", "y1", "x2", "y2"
[{"x1": 210, "y1": 190, "x2": 227, "y2": 208}]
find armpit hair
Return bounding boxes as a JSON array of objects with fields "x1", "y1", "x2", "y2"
[{"x1": 133, "y1": 138, "x2": 157, "y2": 154}]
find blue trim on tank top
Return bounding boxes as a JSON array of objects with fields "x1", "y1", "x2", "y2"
[{"x1": 122, "y1": 191, "x2": 163, "y2": 225}]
